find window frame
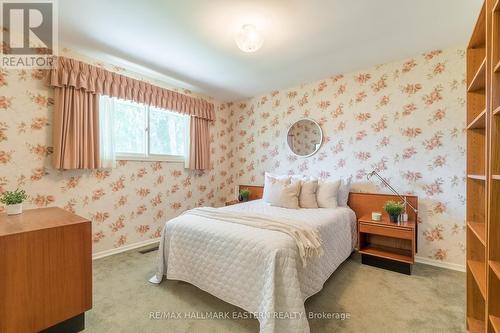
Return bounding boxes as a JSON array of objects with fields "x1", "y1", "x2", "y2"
[{"x1": 110, "y1": 98, "x2": 187, "y2": 163}]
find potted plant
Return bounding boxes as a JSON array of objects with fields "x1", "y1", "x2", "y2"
[
  {"x1": 383, "y1": 200, "x2": 405, "y2": 223},
  {"x1": 238, "y1": 189, "x2": 251, "y2": 202},
  {"x1": 1, "y1": 189, "x2": 28, "y2": 215}
]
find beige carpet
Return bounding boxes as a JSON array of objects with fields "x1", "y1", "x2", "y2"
[{"x1": 85, "y1": 246, "x2": 465, "y2": 333}]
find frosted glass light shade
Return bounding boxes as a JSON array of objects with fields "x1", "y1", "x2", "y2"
[{"x1": 235, "y1": 24, "x2": 264, "y2": 53}]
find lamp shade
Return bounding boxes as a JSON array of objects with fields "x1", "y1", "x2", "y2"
[{"x1": 235, "y1": 24, "x2": 264, "y2": 53}]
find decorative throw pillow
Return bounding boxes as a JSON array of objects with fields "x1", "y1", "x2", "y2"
[
  {"x1": 263, "y1": 174, "x2": 300, "y2": 209},
  {"x1": 299, "y1": 179, "x2": 319, "y2": 208},
  {"x1": 337, "y1": 176, "x2": 353, "y2": 207},
  {"x1": 316, "y1": 180, "x2": 341, "y2": 208}
]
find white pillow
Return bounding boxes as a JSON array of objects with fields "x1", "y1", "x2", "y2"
[
  {"x1": 337, "y1": 176, "x2": 352, "y2": 207},
  {"x1": 266, "y1": 172, "x2": 291, "y2": 181},
  {"x1": 263, "y1": 174, "x2": 300, "y2": 209},
  {"x1": 291, "y1": 174, "x2": 307, "y2": 182},
  {"x1": 316, "y1": 180, "x2": 341, "y2": 208},
  {"x1": 299, "y1": 179, "x2": 319, "y2": 208}
]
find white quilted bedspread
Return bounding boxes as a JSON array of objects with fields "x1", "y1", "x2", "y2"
[{"x1": 152, "y1": 200, "x2": 357, "y2": 333}]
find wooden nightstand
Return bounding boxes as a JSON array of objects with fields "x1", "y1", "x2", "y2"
[
  {"x1": 348, "y1": 192, "x2": 418, "y2": 275},
  {"x1": 358, "y1": 216, "x2": 416, "y2": 275},
  {"x1": 225, "y1": 185, "x2": 265, "y2": 206}
]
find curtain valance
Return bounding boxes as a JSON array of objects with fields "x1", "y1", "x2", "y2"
[{"x1": 48, "y1": 57, "x2": 215, "y2": 121}]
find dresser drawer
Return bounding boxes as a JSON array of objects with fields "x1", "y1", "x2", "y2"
[{"x1": 359, "y1": 222, "x2": 414, "y2": 240}]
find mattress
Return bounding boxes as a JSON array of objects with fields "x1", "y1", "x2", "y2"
[{"x1": 151, "y1": 200, "x2": 357, "y2": 333}]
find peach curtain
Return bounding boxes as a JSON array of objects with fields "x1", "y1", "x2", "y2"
[
  {"x1": 49, "y1": 57, "x2": 214, "y2": 170},
  {"x1": 189, "y1": 117, "x2": 211, "y2": 170},
  {"x1": 52, "y1": 86, "x2": 100, "y2": 169},
  {"x1": 49, "y1": 57, "x2": 215, "y2": 121}
]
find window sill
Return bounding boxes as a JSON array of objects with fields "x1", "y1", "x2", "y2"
[{"x1": 116, "y1": 155, "x2": 185, "y2": 163}]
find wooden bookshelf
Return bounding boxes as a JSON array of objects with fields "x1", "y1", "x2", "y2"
[
  {"x1": 490, "y1": 0, "x2": 500, "y2": 331},
  {"x1": 467, "y1": 1, "x2": 500, "y2": 331},
  {"x1": 467, "y1": 2, "x2": 489, "y2": 332}
]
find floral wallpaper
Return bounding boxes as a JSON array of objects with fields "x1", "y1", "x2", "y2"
[
  {"x1": 227, "y1": 47, "x2": 466, "y2": 266},
  {"x1": 0, "y1": 46, "x2": 467, "y2": 266},
  {"x1": 0, "y1": 50, "x2": 234, "y2": 253}
]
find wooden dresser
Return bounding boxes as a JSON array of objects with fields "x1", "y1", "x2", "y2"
[{"x1": 0, "y1": 207, "x2": 92, "y2": 333}]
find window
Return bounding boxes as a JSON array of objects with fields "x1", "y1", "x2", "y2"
[
  {"x1": 113, "y1": 99, "x2": 147, "y2": 155},
  {"x1": 100, "y1": 96, "x2": 189, "y2": 162},
  {"x1": 149, "y1": 106, "x2": 188, "y2": 156}
]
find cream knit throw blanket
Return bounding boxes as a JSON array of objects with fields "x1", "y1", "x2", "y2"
[{"x1": 182, "y1": 207, "x2": 323, "y2": 266}]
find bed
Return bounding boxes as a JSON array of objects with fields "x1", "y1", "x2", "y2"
[{"x1": 150, "y1": 199, "x2": 357, "y2": 333}]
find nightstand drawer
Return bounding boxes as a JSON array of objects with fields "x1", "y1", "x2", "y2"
[{"x1": 359, "y1": 222, "x2": 414, "y2": 240}]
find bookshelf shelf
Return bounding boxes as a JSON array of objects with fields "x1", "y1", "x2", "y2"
[
  {"x1": 491, "y1": 261, "x2": 500, "y2": 279},
  {"x1": 469, "y1": 260, "x2": 487, "y2": 299},
  {"x1": 494, "y1": 0, "x2": 500, "y2": 12},
  {"x1": 468, "y1": 317, "x2": 486, "y2": 333},
  {"x1": 468, "y1": 109, "x2": 487, "y2": 129},
  {"x1": 468, "y1": 58, "x2": 486, "y2": 92},
  {"x1": 490, "y1": 316, "x2": 500, "y2": 333},
  {"x1": 468, "y1": 174, "x2": 487, "y2": 181},
  {"x1": 469, "y1": 222, "x2": 487, "y2": 246}
]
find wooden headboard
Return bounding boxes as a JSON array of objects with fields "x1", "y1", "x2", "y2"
[
  {"x1": 347, "y1": 192, "x2": 418, "y2": 222},
  {"x1": 238, "y1": 185, "x2": 264, "y2": 201},
  {"x1": 237, "y1": 185, "x2": 418, "y2": 218},
  {"x1": 238, "y1": 186, "x2": 418, "y2": 222}
]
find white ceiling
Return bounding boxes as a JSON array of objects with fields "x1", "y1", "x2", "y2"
[{"x1": 59, "y1": 0, "x2": 483, "y2": 102}]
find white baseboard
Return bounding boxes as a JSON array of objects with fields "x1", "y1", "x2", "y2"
[
  {"x1": 415, "y1": 256, "x2": 465, "y2": 272},
  {"x1": 92, "y1": 238, "x2": 160, "y2": 260}
]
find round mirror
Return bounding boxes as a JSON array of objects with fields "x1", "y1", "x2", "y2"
[{"x1": 286, "y1": 119, "x2": 323, "y2": 157}]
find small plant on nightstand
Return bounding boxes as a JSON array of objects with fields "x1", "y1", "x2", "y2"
[
  {"x1": 238, "y1": 189, "x2": 251, "y2": 202},
  {"x1": 1, "y1": 189, "x2": 28, "y2": 215},
  {"x1": 383, "y1": 200, "x2": 404, "y2": 223}
]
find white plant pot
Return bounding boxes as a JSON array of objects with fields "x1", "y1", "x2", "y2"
[{"x1": 6, "y1": 203, "x2": 23, "y2": 215}]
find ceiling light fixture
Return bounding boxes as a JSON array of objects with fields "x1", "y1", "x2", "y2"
[{"x1": 235, "y1": 24, "x2": 264, "y2": 53}]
